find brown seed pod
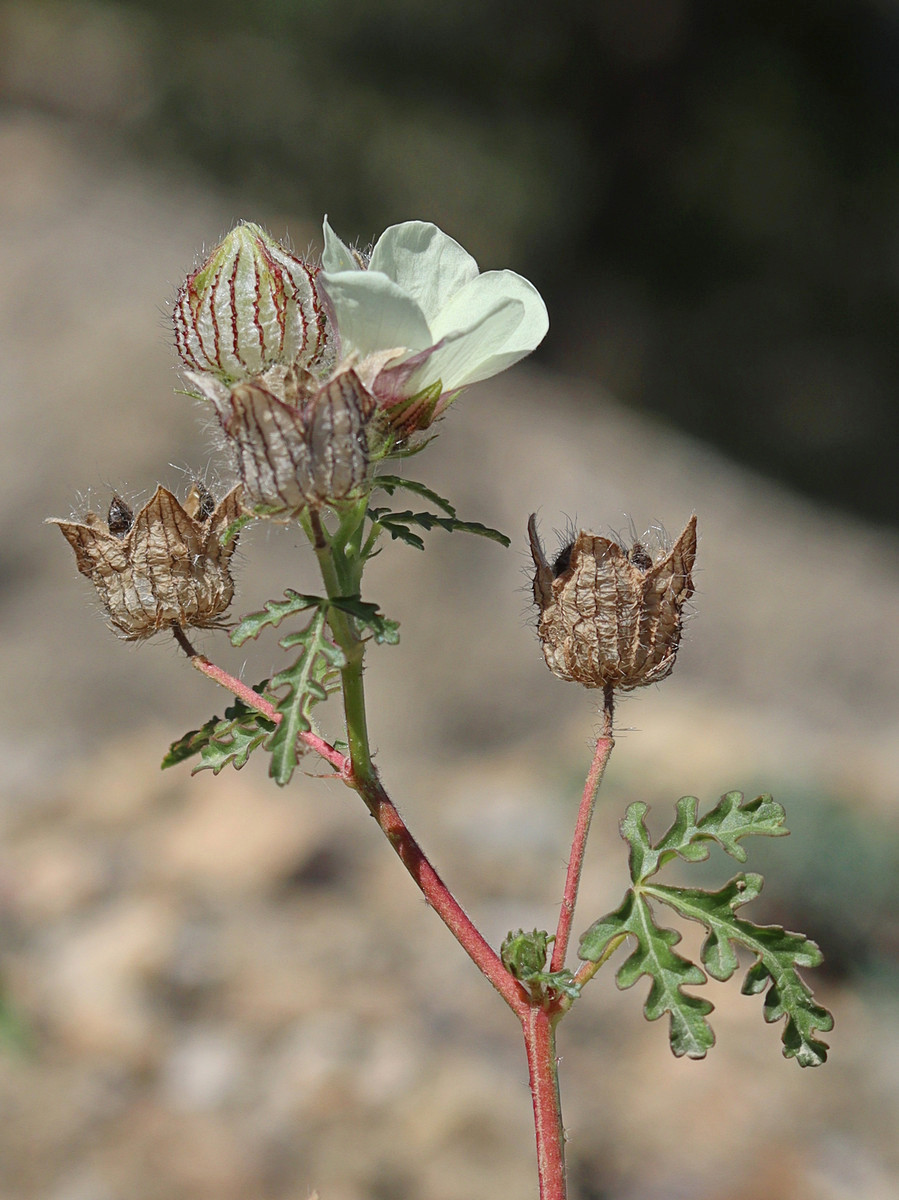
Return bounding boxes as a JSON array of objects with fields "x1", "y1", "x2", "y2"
[
  {"x1": 307, "y1": 369, "x2": 376, "y2": 503},
  {"x1": 205, "y1": 367, "x2": 375, "y2": 518},
  {"x1": 528, "y1": 514, "x2": 697, "y2": 691},
  {"x1": 49, "y1": 485, "x2": 243, "y2": 640}
]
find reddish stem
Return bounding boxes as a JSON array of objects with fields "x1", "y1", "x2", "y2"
[
  {"x1": 550, "y1": 688, "x2": 615, "y2": 974},
  {"x1": 175, "y1": 634, "x2": 528, "y2": 1014},
  {"x1": 523, "y1": 1007, "x2": 567, "y2": 1200},
  {"x1": 354, "y1": 772, "x2": 530, "y2": 1016},
  {"x1": 177, "y1": 632, "x2": 569, "y2": 1195},
  {"x1": 179, "y1": 638, "x2": 349, "y2": 775}
]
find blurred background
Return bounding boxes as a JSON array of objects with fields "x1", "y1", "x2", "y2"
[{"x1": 1, "y1": 2, "x2": 898, "y2": 1199}]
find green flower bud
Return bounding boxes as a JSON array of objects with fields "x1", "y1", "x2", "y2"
[{"x1": 174, "y1": 222, "x2": 328, "y2": 381}]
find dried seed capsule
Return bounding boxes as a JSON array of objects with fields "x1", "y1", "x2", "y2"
[
  {"x1": 174, "y1": 222, "x2": 328, "y2": 381},
  {"x1": 528, "y1": 514, "x2": 697, "y2": 691},
  {"x1": 209, "y1": 367, "x2": 376, "y2": 518},
  {"x1": 49, "y1": 485, "x2": 243, "y2": 640},
  {"x1": 307, "y1": 369, "x2": 376, "y2": 502}
]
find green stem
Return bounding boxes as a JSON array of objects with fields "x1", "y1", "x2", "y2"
[
  {"x1": 309, "y1": 508, "x2": 377, "y2": 782},
  {"x1": 306, "y1": 503, "x2": 570, "y2": 1199}
]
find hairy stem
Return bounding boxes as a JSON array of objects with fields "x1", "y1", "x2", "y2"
[
  {"x1": 524, "y1": 1007, "x2": 567, "y2": 1200},
  {"x1": 310, "y1": 509, "x2": 377, "y2": 783},
  {"x1": 172, "y1": 628, "x2": 348, "y2": 774},
  {"x1": 567, "y1": 932, "x2": 629, "y2": 1000},
  {"x1": 354, "y1": 771, "x2": 530, "y2": 1015},
  {"x1": 550, "y1": 687, "x2": 615, "y2": 973},
  {"x1": 305, "y1": 512, "x2": 527, "y2": 1009}
]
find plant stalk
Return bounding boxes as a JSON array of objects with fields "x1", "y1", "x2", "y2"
[
  {"x1": 550, "y1": 686, "x2": 615, "y2": 973},
  {"x1": 523, "y1": 1006, "x2": 568, "y2": 1200}
]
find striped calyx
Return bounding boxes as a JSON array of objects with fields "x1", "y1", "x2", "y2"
[
  {"x1": 184, "y1": 366, "x2": 376, "y2": 518},
  {"x1": 174, "y1": 222, "x2": 328, "y2": 381}
]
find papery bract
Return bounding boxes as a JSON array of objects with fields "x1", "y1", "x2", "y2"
[
  {"x1": 49, "y1": 484, "x2": 243, "y2": 640},
  {"x1": 184, "y1": 367, "x2": 375, "y2": 517},
  {"x1": 529, "y1": 515, "x2": 697, "y2": 690}
]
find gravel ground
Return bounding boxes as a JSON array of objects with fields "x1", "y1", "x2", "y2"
[{"x1": 1, "y1": 110, "x2": 897, "y2": 1200}]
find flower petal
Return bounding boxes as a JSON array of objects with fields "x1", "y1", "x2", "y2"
[
  {"x1": 406, "y1": 297, "x2": 525, "y2": 391},
  {"x1": 425, "y1": 270, "x2": 548, "y2": 388},
  {"x1": 429, "y1": 269, "x2": 548, "y2": 348},
  {"x1": 319, "y1": 269, "x2": 433, "y2": 359},
  {"x1": 321, "y1": 216, "x2": 361, "y2": 273},
  {"x1": 368, "y1": 222, "x2": 480, "y2": 324},
  {"x1": 402, "y1": 278, "x2": 546, "y2": 392}
]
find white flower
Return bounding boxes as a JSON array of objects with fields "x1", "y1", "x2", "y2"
[{"x1": 318, "y1": 218, "x2": 548, "y2": 430}]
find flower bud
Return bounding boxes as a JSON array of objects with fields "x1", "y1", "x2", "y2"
[
  {"x1": 49, "y1": 485, "x2": 244, "y2": 640},
  {"x1": 528, "y1": 514, "x2": 697, "y2": 691},
  {"x1": 174, "y1": 222, "x2": 328, "y2": 381}
]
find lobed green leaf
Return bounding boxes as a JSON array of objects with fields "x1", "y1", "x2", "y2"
[
  {"x1": 162, "y1": 683, "x2": 273, "y2": 771},
  {"x1": 369, "y1": 509, "x2": 426, "y2": 550},
  {"x1": 648, "y1": 877, "x2": 833, "y2": 1066},
  {"x1": 329, "y1": 596, "x2": 401, "y2": 644},
  {"x1": 231, "y1": 591, "x2": 325, "y2": 647},
  {"x1": 580, "y1": 891, "x2": 715, "y2": 1059},
  {"x1": 195, "y1": 714, "x2": 275, "y2": 775},
  {"x1": 266, "y1": 608, "x2": 346, "y2": 786},
  {"x1": 622, "y1": 792, "x2": 788, "y2": 882},
  {"x1": 374, "y1": 474, "x2": 458, "y2": 516},
  {"x1": 367, "y1": 477, "x2": 510, "y2": 549},
  {"x1": 580, "y1": 792, "x2": 832, "y2": 1066}
]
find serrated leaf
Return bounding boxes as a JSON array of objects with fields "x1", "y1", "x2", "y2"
[
  {"x1": 581, "y1": 792, "x2": 831, "y2": 1067},
  {"x1": 648, "y1": 877, "x2": 833, "y2": 1066},
  {"x1": 231, "y1": 590, "x2": 325, "y2": 647},
  {"x1": 369, "y1": 509, "x2": 426, "y2": 550},
  {"x1": 162, "y1": 715, "x2": 224, "y2": 768},
  {"x1": 329, "y1": 596, "x2": 401, "y2": 644},
  {"x1": 374, "y1": 475, "x2": 457, "y2": 515},
  {"x1": 195, "y1": 714, "x2": 274, "y2": 774},
  {"x1": 622, "y1": 792, "x2": 788, "y2": 882},
  {"x1": 162, "y1": 683, "x2": 272, "y2": 770},
  {"x1": 367, "y1": 497, "x2": 510, "y2": 548},
  {"x1": 580, "y1": 891, "x2": 715, "y2": 1059},
  {"x1": 266, "y1": 608, "x2": 346, "y2": 785}
]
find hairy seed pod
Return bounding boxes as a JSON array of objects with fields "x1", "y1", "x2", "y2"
[
  {"x1": 307, "y1": 369, "x2": 376, "y2": 502},
  {"x1": 528, "y1": 514, "x2": 697, "y2": 691},
  {"x1": 215, "y1": 368, "x2": 375, "y2": 517},
  {"x1": 49, "y1": 486, "x2": 243, "y2": 640}
]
